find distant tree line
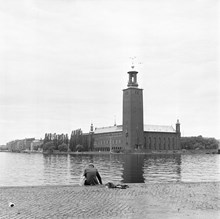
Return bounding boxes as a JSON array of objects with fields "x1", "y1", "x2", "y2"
[
  {"x1": 42, "y1": 129, "x2": 90, "y2": 153},
  {"x1": 69, "y1": 129, "x2": 89, "y2": 152},
  {"x1": 180, "y1": 136, "x2": 219, "y2": 150},
  {"x1": 43, "y1": 133, "x2": 69, "y2": 152}
]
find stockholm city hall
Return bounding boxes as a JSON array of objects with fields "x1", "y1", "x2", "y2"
[{"x1": 87, "y1": 65, "x2": 181, "y2": 153}]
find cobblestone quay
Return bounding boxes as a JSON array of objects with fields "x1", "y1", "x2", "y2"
[{"x1": 0, "y1": 182, "x2": 219, "y2": 219}]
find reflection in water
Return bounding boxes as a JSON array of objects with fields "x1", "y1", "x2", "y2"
[
  {"x1": 0, "y1": 152, "x2": 219, "y2": 186},
  {"x1": 122, "y1": 155, "x2": 145, "y2": 183},
  {"x1": 121, "y1": 154, "x2": 181, "y2": 183},
  {"x1": 143, "y1": 155, "x2": 181, "y2": 183}
]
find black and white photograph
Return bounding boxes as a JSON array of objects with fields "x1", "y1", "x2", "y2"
[{"x1": 0, "y1": 0, "x2": 219, "y2": 218}]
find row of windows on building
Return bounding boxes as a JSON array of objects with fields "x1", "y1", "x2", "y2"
[
  {"x1": 94, "y1": 147, "x2": 122, "y2": 152},
  {"x1": 93, "y1": 136, "x2": 178, "y2": 150},
  {"x1": 94, "y1": 138, "x2": 122, "y2": 146},
  {"x1": 145, "y1": 136, "x2": 176, "y2": 149}
]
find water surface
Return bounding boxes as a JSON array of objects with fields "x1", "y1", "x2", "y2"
[{"x1": 0, "y1": 152, "x2": 219, "y2": 186}]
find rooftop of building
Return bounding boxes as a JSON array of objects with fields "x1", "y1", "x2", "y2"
[
  {"x1": 144, "y1": 124, "x2": 176, "y2": 133},
  {"x1": 93, "y1": 124, "x2": 176, "y2": 134},
  {"x1": 94, "y1": 125, "x2": 123, "y2": 134}
]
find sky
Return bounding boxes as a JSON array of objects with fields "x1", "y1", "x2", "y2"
[{"x1": 0, "y1": 0, "x2": 219, "y2": 145}]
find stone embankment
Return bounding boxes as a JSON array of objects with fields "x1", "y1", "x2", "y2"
[{"x1": 0, "y1": 182, "x2": 219, "y2": 219}]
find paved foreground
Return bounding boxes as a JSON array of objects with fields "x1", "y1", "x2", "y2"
[{"x1": 0, "y1": 182, "x2": 219, "y2": 219}]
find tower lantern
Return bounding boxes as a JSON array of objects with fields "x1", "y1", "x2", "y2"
[
  {"x1": 90, "y1": 123, "x2": 94, "y2": 133},
  {"x1": 127, "y1": 69, "x2": 138, "y2": 87},
  {"x1": 176, "y1": 119, "x2": 181, "y2": 135}
]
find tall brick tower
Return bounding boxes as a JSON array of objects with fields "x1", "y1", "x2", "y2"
[{"x1": 122, "y1": 66, "x2": 144, "y2": 151}]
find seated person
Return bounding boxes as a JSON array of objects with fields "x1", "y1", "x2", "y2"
[{"x1": 83, "y1": 163, "x2": 102, "y2": 185}]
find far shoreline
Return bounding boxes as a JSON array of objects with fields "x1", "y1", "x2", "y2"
[
  {"x1": 49, "y1": 148, "x2": 219, "y2": 155},
  {"x1": 1, "y1": 149, "x2": 218, "y2": 155}
]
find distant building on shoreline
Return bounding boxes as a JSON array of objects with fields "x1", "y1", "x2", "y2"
[
  {"x1": 31, "y1": 139, "x2": 44, "y2": 151},
  {"x1": 7, "y1": 138, "x2": 40, "y2": 152},
  {"x1": 0, "y1": 145, "x2": 7, "y2": 151},
  {"x1": 87, "y1": 67, "x2": 181, "y2": 153}
]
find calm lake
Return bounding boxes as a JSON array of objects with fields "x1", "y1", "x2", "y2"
[{"x1": 0, "y1": 152, "x2": 219, "y2": 187}]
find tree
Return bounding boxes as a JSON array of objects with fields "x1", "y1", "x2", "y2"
[
  {"x1": 181, "y1": 136, "x2": 218, "y2": 150},
  {"x1": 76, "y1": 144, "x2": 84, "y2": 152},
  {"x1": 43, "y1": 133, "x2": 69, "y2": 151},
  {"x1": 58, "y1": 143, "x2": 68, "y2": 152},
  {"x1": 193, "y1": 142, "x2": 204, "y2": 150},
  {"x1": 69, "y1": 129, "x2": 83, "y2": 151},
  {"x1": 43, "y1": 133, "x2": 50, "y2": 144},
  {"x1": 43, "y1": 141, "x2": 55, "y2": 153},
  {"x1": 81, "y1": 134, "x2": 89, "y2": 151}
]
